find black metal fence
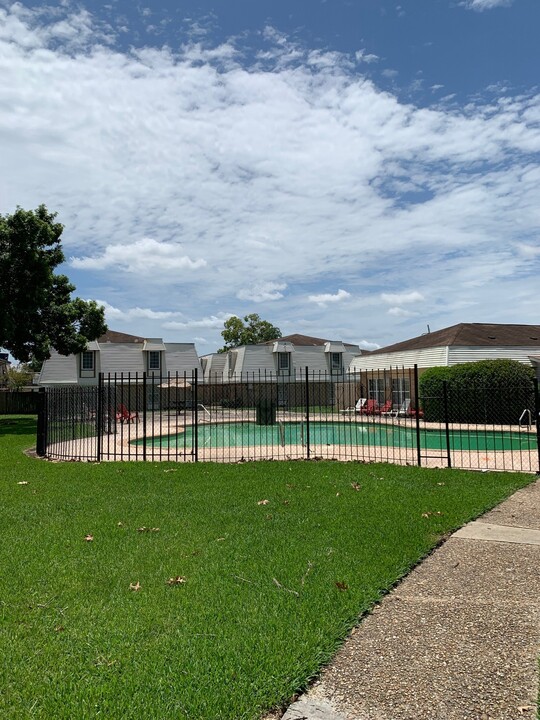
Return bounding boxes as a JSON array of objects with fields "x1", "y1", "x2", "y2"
[{"x1": 36, "y1": 368, "x2": 540, "y2": 473}]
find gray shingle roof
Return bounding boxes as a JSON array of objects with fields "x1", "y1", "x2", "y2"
[{"x1": 370, "y1": 323, "x2": 540, "y2": 355}]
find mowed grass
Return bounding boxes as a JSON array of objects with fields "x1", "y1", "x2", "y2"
[{"x1": 0, "y1": 416, "x2": 535, "y2": 719}]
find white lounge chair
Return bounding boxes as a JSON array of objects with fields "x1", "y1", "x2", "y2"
[
  {"x1": 396, "y1": 399, "x2": 411, "y2": 417},
  {"x1": 340, "y1": 398, "x2": 367, "y2": 414}
]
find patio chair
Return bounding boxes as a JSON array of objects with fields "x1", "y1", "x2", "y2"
[
  {"x1": 378, "y1": 400, "x2": 393, "y2": 416},
  {"x1": 117, "y1": 403, "x2": 139, "y2": 423},
  {"x1": 340, "y1": 398, "x2": 367, "y2": 414},
  {"x1": 395, "y1": 399, "x2": 423, "y2": 418},
  {"x1": 360, "y1": 399, "x2": 380, "y2": 415},
  {"x1": 396, "y1": 399, "x2": 411, "y2": 417}
]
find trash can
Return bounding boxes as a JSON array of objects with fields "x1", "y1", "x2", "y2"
[{"x1": 255, "y1": 398, "x2": 276, "y2": 425}]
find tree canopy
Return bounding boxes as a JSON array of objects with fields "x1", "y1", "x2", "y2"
[
  {"x1": 0, "y1": 205, "x2": 107, "y2": 363},
  {"x1": 219, "y1": 313, "x2": 281, "y2": 352}
]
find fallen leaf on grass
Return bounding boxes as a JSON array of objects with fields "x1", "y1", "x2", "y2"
[
  {"x1": 167, "y1": 576, "x2": 187, "y2": 586},
  {"x1": 216, "y1": 537, "x2": 226, "y2": 542},
  {"x1": 421, "y1": 511, "x2": 444, "y2": 518},
  {"x1": 129, "y1": 581, "x2": 141, "y2": 591},
  {"x1": 437, "y1": 482, "x2": 445, "y2": 486},
  {"x1": 84, "y1": 534, "x2": 94, "y2": 542},
  {"x1": 17, "y1": 481, "x2": 29, "y2": 485},
  {"x1": 163, "y1": 469, "x2": 178, "y2": 473},
  {"x1": 137, "y1": 527, "x2": 160, "y2": 533},
  {"x1": 335, "y1": 581, "x2": 348, "y2": 591},
  {"x1": 54, "y1": 625, "x2": 65, "y2": 632},
  {"x1": 351, "y1": 482, "x2": 361, "y2": 491},
  {"x1": 94, "y1": 655, "x2": 116, "y2": 667},
  {"x1": 257, "y1": 499, "x2": 269, "y2": 505},
  {"x1": 117, "y1": 521, "x2": 125, "y2": 528}
]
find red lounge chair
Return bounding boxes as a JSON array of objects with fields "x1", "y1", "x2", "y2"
[
  {"x1": 360, "y1": 399, "x2": 380, "y2": 415},
  {"x1": 378, "y1": 400, "x2": 393, "y2": 415},
  {"x1": 117, "y1": 404, "x2": 139, "y2": 423}
]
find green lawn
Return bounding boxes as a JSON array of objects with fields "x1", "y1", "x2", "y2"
[{"x1": 0, "y1": 416, "x2": 535, "y2": 719}]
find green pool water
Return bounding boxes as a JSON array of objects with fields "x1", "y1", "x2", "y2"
[{"x1": 138, "y1": 421, "x2": 537, "y2": 452}]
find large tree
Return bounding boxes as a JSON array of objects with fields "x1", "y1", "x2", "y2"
[
  {"x1": 219, "y1": 313, "x2": 281, "y2": 352},
  {"x1": 0, "y1": 205, "x2": 107, "y2": 362}
]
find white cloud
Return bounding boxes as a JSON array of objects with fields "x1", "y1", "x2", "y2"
[
  {"x1": 461, "y1": 0, "x2": 513, "y2": 10},
  {"x1": 358, "y1": 340, "x2": 381, "y2": 351},
  {"x1": 308, "y1": 289, "x2": 351, "y2": 307},
  {"x1": 387, "y1": 307, "x2": 420, "y2": 318},
  {"x1": 381, "y1": 291, "x2": 425, "y2": 305},
  {"x1": 163, "y1": 313, "x2": 234, "y2": 330},
  {"x1": 0, "y1": 5, "x2": 539, "y2": 350},
  {"x1": 355, "y1": 49, "x2": 379, "y2": 64},
  {"x1": 236, "y1": 282, "x2": 287, "y2": 303},
  {"x1": 515, "y1": 243, "x2": 540, "y2": 259},
  {"x1": 96, "y1": 300, "x2": 182, "y2": 322},
  {"x1": 71, "y1": 238, "x2": 206, "y2": 274}
]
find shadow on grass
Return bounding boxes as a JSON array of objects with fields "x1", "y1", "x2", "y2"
[{"x1": 0, "y1": 416, "x2": 37, "y2": 437}]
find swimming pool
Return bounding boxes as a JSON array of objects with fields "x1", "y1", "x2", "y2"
[{"x1": 138, "y1": 421, "x2": 537, "y2": 452}]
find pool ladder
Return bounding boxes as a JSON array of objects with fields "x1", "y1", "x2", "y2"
[
  {"x1": 518, "y1": 409, "x2": 532, "y2": 429},
  {"x1": 197, "y1": 403, "x2": 211, "y2": 421}
]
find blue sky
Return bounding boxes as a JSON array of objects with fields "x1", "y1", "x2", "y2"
[{"x1": 1, "y1": 0, "x2": 539, "y2": 353}]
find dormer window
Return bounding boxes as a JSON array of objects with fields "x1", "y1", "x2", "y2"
[
  {"x1": 79, "y1": 350, "x2": 96, "y2": 378},
  {"x1": 330, "y1": 352, "x2": 343, "y2": 372},
  {"x1": 278, "y1": 352, "x2": 290, "y2": 374},
  {"x1": 148, "y1": 351, "x2": 161, "y2": 371},
  {"x1": 143, "y1": 339, "x2": 166, "y2": 373},
  {"x1": 82, "y1": 351, "x2": 95, "y2": 371}
]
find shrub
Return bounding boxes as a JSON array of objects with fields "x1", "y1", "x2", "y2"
[{"x1": 419, "y1": 359, "x2": 535, "y2": 424}]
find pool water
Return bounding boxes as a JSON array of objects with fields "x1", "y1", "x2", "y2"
[{"x1": 139, "y1": 421, "x2": 537, "y2": 452}]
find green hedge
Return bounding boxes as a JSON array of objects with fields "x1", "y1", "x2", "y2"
[{"x1": 419, "y1": 359, "x2": 535, "y2": 424}]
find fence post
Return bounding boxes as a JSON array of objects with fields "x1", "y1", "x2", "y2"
[
  {"x1": 193, "y1": 368, "x2": 199, "y2": 462},
  {"x1": 414, "y1": 364, "x2": 422, "y2": 466},
  {"x1": 142, "y1": 372, "x2": 147, "y2": 462},
  {"x1": 96, "y1": 373, "x2": 103, "y2": 461},
  {"x1": 534, "y1": 378, "x2": 540, "y2": 475},
  {"x1": 443, "y1": 380, "x2": 452, "y2": 468},
  {"x1": 36, "y1": 388, "x2": 48, "y2": 457},
  {"x1": 305, "y1": 367, "x2": 311, "y2": 459}
]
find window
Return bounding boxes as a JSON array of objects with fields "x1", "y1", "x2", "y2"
[
  {"x1": 277, "y1": 352, "x2": 290, "y2": 374},
  {"x1": 81, "y1": 351, "x2": 94, "y2": 371},
  {"x1": 148, "y1": 351, "x2": 161, "y2": 371},
  {"x1": 330, "y1": 352, "x2": 343, "y2": 373},
  {"x1": 368, "y1": 378, "x2": 385, "y2": 405},
  {"x1": 392, "y1": 377, "x2": 410, "y2": 406}
]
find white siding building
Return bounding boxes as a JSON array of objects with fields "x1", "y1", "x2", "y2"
[
  {"x1": 350, "y1": 323, "x2": 540, "y2": 377},
  {"x1": 38, "y1": 330, "x2": 201, "y2": 386},
  {"x1": 204, "y1": 334, "x2": 362, "y2": 381}
]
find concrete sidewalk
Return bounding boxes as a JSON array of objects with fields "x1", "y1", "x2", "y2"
[{"x1": 280, "y1": 479, "x2": 540, "y2": 720}]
